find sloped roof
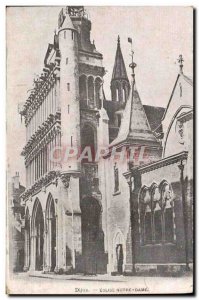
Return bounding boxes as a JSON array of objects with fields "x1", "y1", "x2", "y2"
[
  {"x1": 162, "y1": 72, "x2": 193, "y2": 121},
  {"x1": 112, "y1": 37, "x2": 129, "y2": 81},
  {"x1": 103, "y1": 100, "x2": 165, "y2": 133},
  {"x1": 143, "y1": 105, "x2": 165, "y2": 132},
  {"x1": 61, "y1": 10, "x2": 75, "y2": 30},
  {"x1": 110, "y1": 82, "x2": 159, "y2": 148}
]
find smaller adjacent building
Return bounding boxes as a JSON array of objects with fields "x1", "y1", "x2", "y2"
[
  {"x1": 8, "y1": 172, "x2": 25, "y2": 272},
  {"x1": 122, "y1": 57, "x2": 193, "y2": 273}
]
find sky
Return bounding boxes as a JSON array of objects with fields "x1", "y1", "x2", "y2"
[{"x1": 7, "y1": 6, "x2": 193, "y2": 186}]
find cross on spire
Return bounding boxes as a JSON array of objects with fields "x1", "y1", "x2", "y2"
[
  {"x1": 178, "y1": 54, "x2": 184, "y2": 74},
  {"x1": 128, "y1": 37, "x2": 137, "y2": 82}
]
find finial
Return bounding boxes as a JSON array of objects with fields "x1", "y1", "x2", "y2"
[
  {"x1": 177, "y1": 54, "x2": 184, "y2": 74},
  {"x1": 117, "y1": 35, "x2": 120, "y2": 45},
  {"x1": 128, "y1": 37, "x2": 137, "y2": 82}
]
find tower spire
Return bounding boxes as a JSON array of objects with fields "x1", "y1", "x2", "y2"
[
  {"x1": 177, "y1": 54, "x2": 184, "y2": 74},
  {"x1": 110, "y1": 37, "x2": 158, "y2": 149},
  {"x1": 111, "y1": 36, "x2": 130, "y2": 102}
]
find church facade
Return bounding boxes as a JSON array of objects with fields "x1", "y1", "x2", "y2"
[{"x1": 19, "y1": 6, "x2": 193, "y2": 275}]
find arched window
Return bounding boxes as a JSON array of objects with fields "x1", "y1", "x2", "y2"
[
  {"x1": 122, "y1": 81, "x2": 130, "y2": 102},
  {"x1": 79, "y1": 75, "x2": 87, "y2": 100},
  {"x1": 152, "y1": 186, "x2": 162, "y2": 243},
  {"x1": 122, "y1": 88, "x2": 125, "y2": 102},
  {"x1": 46, "y1": 195, "x2": 56, "y2": 271},
  {"x1": 32, "y1": 199, "x2": 44, "y2": 271},
  {"x1": 116, "y1": 88, "x2": 119, "y2": 102},
  {"x1": 140, "y1": 187, "x2": 152, "y2": 244},
  {"x1": 81, "y1": 124, "x2": 96, "y2": 163},
  {"x1": 139, "y1": 182, "x2": 175, "y2": 246},
  {"x1": 161, "y1": 183, "x2": 174, "y2": 242},
  {"x1": 95, "y1": 77, "x2": 102, "y2": 108},
  {"x1": 144, "y1": 204, "x2": 152, "y2": 244},
  {"x1": 113, "y1": 231, "x2": 125, "y2": 274},
  {"x1": 88, "y1": 76, "x2": 94, "y2": 107}
]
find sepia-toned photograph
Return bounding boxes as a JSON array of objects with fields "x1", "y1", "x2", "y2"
[{"x1": 6, "y1": 5, "x2": 194, "y2": 295}]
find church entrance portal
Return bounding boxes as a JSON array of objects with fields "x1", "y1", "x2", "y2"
[{"x1": 81, "y1": 197, "x2": 107, "y2": 274}]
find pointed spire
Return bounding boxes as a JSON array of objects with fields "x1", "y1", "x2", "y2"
[
  {"x1": 177, "y1": 54, "x2": 184, "y2": 74},
  {"x1": 111, "y1": 36, "x2": 130, "y2": 102},
  {"x1": 58, "y1": 7, "x2": 75, "y2": 31},
  {"x1": 111, "y1": 36, "x2": 129, "y2": 81},
  {"x1": 110, "y1": 39, "x2": 158, "y2": 148}
]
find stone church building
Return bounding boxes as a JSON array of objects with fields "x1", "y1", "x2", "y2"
[{"x1": 19, "y1": 6, "x2": 193, "y2": 275}]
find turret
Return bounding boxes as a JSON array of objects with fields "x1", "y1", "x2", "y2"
[
  {"x1": 111, "y1": 36, "x2": 130, "y2": 103},
  {"x1": 58, "y1": 8, "x2": 80, "y2": 172}
]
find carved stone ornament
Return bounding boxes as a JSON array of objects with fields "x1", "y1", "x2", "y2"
[
  {"x1": 175, "y1": 119, "x2": 185, "y2": 144},
  {"x1": 60, "y1": 173, "x2": 71, "y2": 188}
]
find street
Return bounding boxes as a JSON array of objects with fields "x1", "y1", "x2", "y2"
[{"x1": 6, "y1": 272, "x2": 193, "y2": 295}]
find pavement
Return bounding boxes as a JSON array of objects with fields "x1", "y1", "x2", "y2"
[
  {"x1": 16, "y1": 271, "x2": 129, "y2": 282},
  {"x1": 7, "y1": 271, "x2": 194, "y2": 295}
]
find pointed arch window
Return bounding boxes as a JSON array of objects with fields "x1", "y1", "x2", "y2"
[
  {"x1": 122, "y1": 88, "x2": 125, "y2": 102},
  {"x1": 139, "y1": 182, "x2": 175, "y2": 245},
  {"x1": 144, "y1": 204, "x2": 153, "y2": 244},
  {"x1": 140, "y1": 188, "x2": 152, "y2": 244},
  {"x1": 88, "y1": 76, "x2": 95, "y2": 107},
  {"x1": 161, "y1": 183, "x2": 174, "y2": 242},
  {"x1": 152, "y1": 186, "x2": 162, "y2": 243},
  {"x1": 79, "y1": 75, "x2": 87, "y2": 101},
  {"x1": 116, "y1": 88, "x2": 119, "y2": 102}
]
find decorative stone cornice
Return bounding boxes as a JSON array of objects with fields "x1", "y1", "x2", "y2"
[
  {"x1": 136, "y1": 151, "x2": 188, "y2": 174},
  {"x1": 21, "y1": 170, "x2": 82, "y2": 201},
  {"x1": 22, "y1": 112, "x2": 61, "y2": 160},
  {"x1": 176, "y1": 110, "x2": 193, "y2": 123},
  {"x1": 21, "y1": 171, "x2": 59, "y2": 200},
  {"x1": 20, "y1": 58, "x2": 60, "y2": 125},
  {"x1": 79, "y1": 63, "x2": 105, "y2": 77}
]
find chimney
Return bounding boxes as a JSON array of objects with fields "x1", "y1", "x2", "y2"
[{"x1": 12, "y1": 172, "x2": 20, "y2": 189}]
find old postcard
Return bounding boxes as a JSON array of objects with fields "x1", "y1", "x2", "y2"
[{"x1": 6, "y1": 6, "x2": 194, "y2": 295}]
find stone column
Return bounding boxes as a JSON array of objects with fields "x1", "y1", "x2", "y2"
[
  {"x1": 30, "y1": 234, "x2": 36, "y2": 271},
  {"x1": 54, "y1": 199, "x2": 59, "y2": 273},
  {"x1": 23, "y1": 225, "x2": 30, "y2": 271},
  {"x1": 93, "y1": 78, "x2": 96, "y2": 108},
  {"x1": 42, "y1": 210, "x2": 47, "y2": 272},
  {"x1": 178, "y1": 160, "x2": 190, "y2": 271}
]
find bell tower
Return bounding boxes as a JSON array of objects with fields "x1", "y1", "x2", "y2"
[
  {"x1": 68, "y1": 6, "x2": 105, "y2": 110},
  {"x1": 111, "y1": 36, "x2": 130, "y2": 103}
]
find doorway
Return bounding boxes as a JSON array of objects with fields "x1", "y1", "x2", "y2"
[
  {"x1": 116, "y1": 244, "x2": 123, "y2": 274},
  {"x1": 81, "y1": 197, "x2": 107, "y2": 274}
]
